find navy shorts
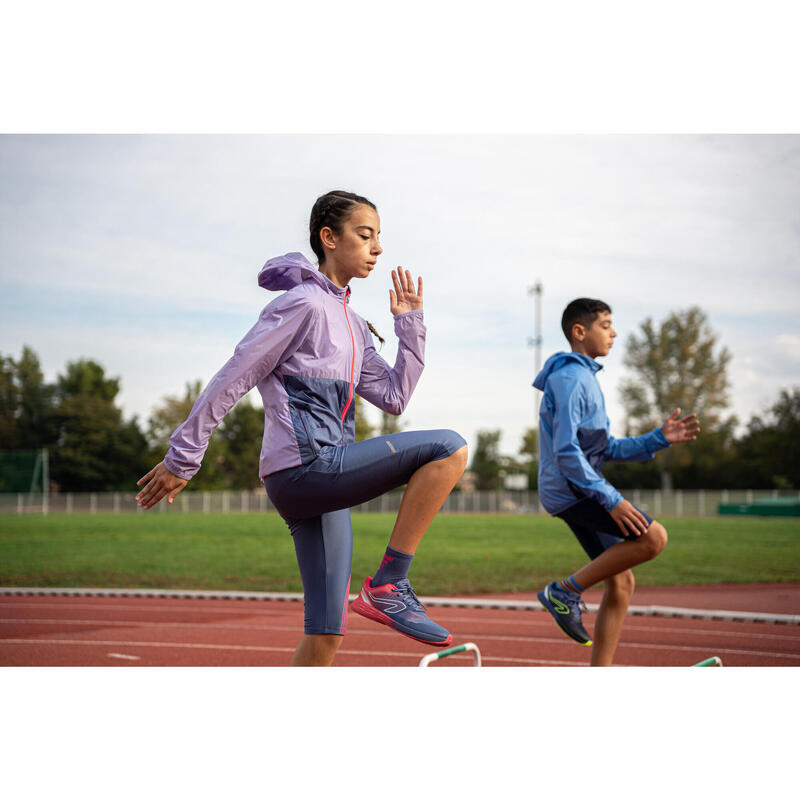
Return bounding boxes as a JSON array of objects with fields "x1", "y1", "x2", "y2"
[
  {"x1": 555, "y1": 497, "x2": 654, "y2": 561},
  {"x1": 264, "y1": 429, "x2": 466, "y2": 635}
]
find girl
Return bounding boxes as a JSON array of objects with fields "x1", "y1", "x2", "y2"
[{"x1": 135, "y1": 190, "x2": 468, "y2": 666}]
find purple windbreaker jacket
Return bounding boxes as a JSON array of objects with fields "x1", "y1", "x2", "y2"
[{"x1": 163, "y1": 252, "x2": 426, "y2": 481}]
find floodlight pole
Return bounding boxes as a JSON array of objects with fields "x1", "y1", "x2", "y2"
[
  {"x1": 527, "y1": 281, "x2": 543, "y2": 422},
  {"x1": 42, "y1": 448, "x2": 49, "y2": 516}
]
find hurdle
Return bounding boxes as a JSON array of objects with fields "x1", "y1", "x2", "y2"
[
  {"x1": 692, "y1": 656, "x2": 723, "y2": 666},
  {"x1": 419, "y1": 642, "x2": 481, "y2": 667}
]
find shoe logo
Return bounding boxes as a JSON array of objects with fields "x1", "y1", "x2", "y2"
[
  {"x1": 369, "y1": 591, "x2": 406, "y2": 614},
  {"x1": 548, "y1": 590, "x2": 570, "y2": 615}
]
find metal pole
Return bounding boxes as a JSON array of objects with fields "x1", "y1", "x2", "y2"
[
  {"x1": 527, "y1": 281, "x2": 543, "y2": 458},
  {"x1": 42, "y1": 448, "x2": 49, "y2": 516}
]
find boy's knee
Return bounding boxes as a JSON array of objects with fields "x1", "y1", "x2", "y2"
[
  {"x1": 608, "y1": 569, "x2": 635, "y2": 597},
  {"x1": 643, "y1": 521, "x2": 668, "y2": 559}
]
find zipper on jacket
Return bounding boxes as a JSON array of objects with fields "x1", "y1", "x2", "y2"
[{"x1": 340, "y1": 288, "x2": 355, "y2": 422}]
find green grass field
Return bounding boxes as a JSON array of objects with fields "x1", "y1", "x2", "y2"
[{"x1": 1, "y1": 513, "x2": 798, "y2": 595}]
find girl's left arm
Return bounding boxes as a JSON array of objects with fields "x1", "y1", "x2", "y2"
[
  {"x1": 356, "y1": 311, "x2": 425, "y2": 415},
  {"x1": 356, "y1": 268, "x2": 425, "y2": 414}
]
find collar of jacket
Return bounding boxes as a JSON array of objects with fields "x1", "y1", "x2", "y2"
[{"x1": 258, "y1": 251, "x2": 351, "y2": 300}]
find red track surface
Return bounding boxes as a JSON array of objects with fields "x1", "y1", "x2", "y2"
[{"x1": 2, "y1": 583, "x2": 798, "y2": 666}]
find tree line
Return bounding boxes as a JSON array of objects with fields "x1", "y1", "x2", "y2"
[
  {"x1": 0, "y1": 347, "x2": 412, "y2": 493},
  {"x1": 2, "y1": 305, "x2": 797, "y2": 492}
]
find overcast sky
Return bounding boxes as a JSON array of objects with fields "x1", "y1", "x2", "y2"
[{"x1": 2, "y1": 134, "x2": 799, "y2": 458}]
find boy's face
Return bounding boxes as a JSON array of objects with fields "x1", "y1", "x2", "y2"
[{"x1": 573, "y1": 311, "x2": 617, "y2": 358}]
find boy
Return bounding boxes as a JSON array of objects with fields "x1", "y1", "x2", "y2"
[{"x1": 533, "y1": 298, "x2": 700, "y2": 666}]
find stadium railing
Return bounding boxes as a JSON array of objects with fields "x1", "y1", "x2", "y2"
[{"x1": 1, "y1": 488, "x2": 797, "y2": 517}]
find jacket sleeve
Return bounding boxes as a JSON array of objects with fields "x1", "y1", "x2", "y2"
[
  {"x1": 550, "y1": 374, "x2": 624, "y2": 511},
  {"x1": 163, "y1": 291, "x2": 317, "y2": 480},
  {"x1": 604, "y1": 428, "x2": 670, "y2": 462},
  {"x1": 355, "y1": 310, "x2": 425, "y2": 415}
]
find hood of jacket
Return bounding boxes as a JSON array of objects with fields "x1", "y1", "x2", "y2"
[
  {"x1": 258, "y1": 252, "x2": 349, "y2": 298},
  {"x1": 533, "y1": 351, "x2": 601, "y2": 390}
]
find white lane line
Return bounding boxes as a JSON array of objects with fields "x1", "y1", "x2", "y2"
[
  {"x1": 107, "y1": 653, "x2": 140, "y2": 661},
  {"x1": 3, "y1": 623, "x2": 797, "y2": 660},
  {"x1": 4, "y1": 617, "x2": 800, "y2": 656},
  {"x1": 0, "y1": 638, "x2": 584, "y2": 666},
  {"x1": 3, "y1": 589, "x2": 797, "y2": 624}
]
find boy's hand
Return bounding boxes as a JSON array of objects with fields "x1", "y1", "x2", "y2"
[
  {"x1": 136, "y1": 461, "x2": 188, "y2": 510},
  {"x1": 661, "y1": 408, "x2": 701, "y2": 443},
  {"x1": 609, "y1": 499, "x2": 650, "y2": 538}
]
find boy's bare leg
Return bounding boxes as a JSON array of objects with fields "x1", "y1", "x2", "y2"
[
  {"x1": 590, "y1": 570, "x2": 635, "y2": 667},
  {"x1": 572, "y1": 521, "x2": 668, "y2": 591},
  {"x1": 386, "y1": 446, "x2": 468, "y2": 554},
  {"x1": 290, "y1": 634, "x2": 343, "y2": 666}
]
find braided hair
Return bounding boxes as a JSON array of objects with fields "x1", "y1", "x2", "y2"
[{"x1": 309, "y1": 190, "x2": 384, "y2": 347}]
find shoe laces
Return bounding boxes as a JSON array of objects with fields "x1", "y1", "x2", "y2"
[
  {"x1": 558, "y1": 585, "x2": 587, "y2": 615},
  {"x1": 393, "y1": 578, "x2": 426, "y2": 611}
]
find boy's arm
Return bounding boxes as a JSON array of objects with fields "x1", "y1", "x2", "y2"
[
  {"x1": 605, "y1": 408, "x2": 700, "y2": 461},
  {"x1": 550, "y1": 376, "x2": 624, "y2": 512},
  {"x1": 604, "y1": 428, "x2": 670, "y2": 462}
]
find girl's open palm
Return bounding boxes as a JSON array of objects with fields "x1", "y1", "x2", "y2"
[{"x1": 389, "y1": 268, "x2": 423, "y2": 316}]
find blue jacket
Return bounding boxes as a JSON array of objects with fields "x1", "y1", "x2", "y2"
[{"x1": 533, "y1": 351, "x2": 670, "y2": 515}]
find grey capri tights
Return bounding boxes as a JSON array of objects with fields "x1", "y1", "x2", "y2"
[{"x1": 264, "y1": 429, "x2": 466, "y2": 635}]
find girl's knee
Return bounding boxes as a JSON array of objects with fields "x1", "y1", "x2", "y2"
[{"x1": 437, "y1": 430, "x2": 468, "y2": 466}]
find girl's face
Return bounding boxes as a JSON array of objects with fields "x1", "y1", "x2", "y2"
[{"x1": 319, "y1": 204, "x2": 382, "y2": 286}]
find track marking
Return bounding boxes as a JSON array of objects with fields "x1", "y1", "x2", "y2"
[
  {"x1": 3, "y1": 624, "x2": 797, "y2": 661},
  {"x1": 107, "y1": 653, "x2": 140, "y2": 660},
  {"x1": 0, "y1": 638, "x2": 585, "y2": 666},
  {"x1": 3, "y1": 589, "x2": 797, "y2": 624}
]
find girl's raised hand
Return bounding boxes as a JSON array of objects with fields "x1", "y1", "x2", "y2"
[{"x1": 389, "y1": 268, "x2": 423, "y2": 316}]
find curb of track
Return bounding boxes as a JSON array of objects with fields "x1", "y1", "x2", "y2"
[{"x1": 1, "y1": 586, "x2": 797, "y2": 625}]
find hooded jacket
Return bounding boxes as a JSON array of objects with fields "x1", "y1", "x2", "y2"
[
  {"x1": 533, "y1": 351, "x2": 670, "y2": 515},
  {"x1": 163, "y1": 252, "x2": 425, "y2": 481}
]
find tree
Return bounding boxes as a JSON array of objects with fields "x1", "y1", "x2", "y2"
[
  {"x1": 0, "y1": 347, "x2": 57, "y2": 450},
  {"x1": 470, "y1": 429, "x2": 503, "y2": 490},
  {"x1": 378, "y1": 409, "x2": 406, "y2": 436},
  {"x1": 215, "y1": 399, "x2": 265, "y2": 489},
  {"x1": 146, "y1": 379, "x2": 227, "y2": 489},
  {"x1": 147, "y1": 379, "x2": 204, "y2": 451},
  {"x1": 354, "y1": 395, "x2": 374, "y2": 442},
  {"x1": 620, "y1": 307, "x2": 731, "y2": 490},
  {"x1": 517, "y1": 426, "x2": 539, "y2": 489},
  {"x1": 51, "y1": 359, "x2": 149, "y2": 491},
  {"x1": 736, "y1": 387, "x2": 800, "y2": 489}
]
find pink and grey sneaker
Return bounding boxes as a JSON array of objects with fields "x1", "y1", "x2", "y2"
[{"x1": 351, "y1": 577, "x2": 453, "y2": 647}]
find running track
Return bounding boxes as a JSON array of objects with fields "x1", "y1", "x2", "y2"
[{"x1": 2, "y1": 583, "x2": 798, "y2": 666}]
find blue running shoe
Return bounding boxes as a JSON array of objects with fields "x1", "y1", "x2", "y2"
[
  {"x1": 351, "y1": 577, "x2": 452, "y2": 647},
  {"x1": 537, "y1": 581, "x2": 592, "y2": 646}
]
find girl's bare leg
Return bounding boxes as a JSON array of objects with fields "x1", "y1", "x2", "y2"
[
  {"x1": 590, "y1": 570, "x2": 635, "y2": 667},
  {"x1": 289, "y1": 634, "x2": 343, "y2": 666},
  {"x1": 386, "y1": 446, "x2": 468, "y2": 554}
]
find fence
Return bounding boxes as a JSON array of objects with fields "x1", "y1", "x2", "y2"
[{"x1": 2, "y1": 488, "x2": 798, "y2": 517}]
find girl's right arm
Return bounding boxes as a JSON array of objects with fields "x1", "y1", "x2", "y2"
[{"x1": 135, "y1": 291, "x2": 317, "y2": 509}]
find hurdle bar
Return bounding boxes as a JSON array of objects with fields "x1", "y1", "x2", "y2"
[
  {"x1": 419, "y1": 642, "x2": 481, "y2": 667},
  {"x1": 692, "y1": 656, "x2": 723, "y2": 667}
]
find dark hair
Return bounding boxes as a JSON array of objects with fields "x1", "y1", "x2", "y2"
[
  {"x1": 561, "y1": 298, "x2": 612, "y2": 342},
  {"x1": 309, "y1": 190, "x2": 384, "y2": 347},
  {"x1": 309, "y1": 190, "x2": 377, "y2": 265}
]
